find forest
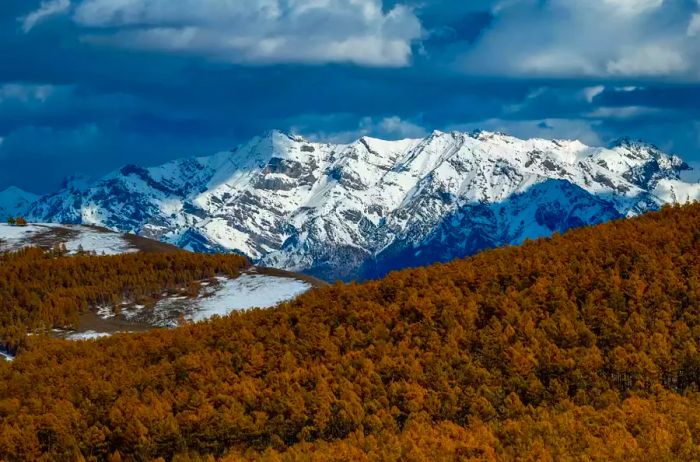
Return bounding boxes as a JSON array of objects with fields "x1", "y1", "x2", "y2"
[
  {"x1": 0, "y1": 249, "x2": 249, "y2": 352},
  {"x1": 2, "y1": 204, "x2": 700, "y2": 460}
]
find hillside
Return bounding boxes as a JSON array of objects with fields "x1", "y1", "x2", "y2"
[
  {"x1": 0, "y1": 223, "x2": 181, "y2": 255},
  {"x1": 1, "y1": 204, "x2": 700, "y2": 460},
  {"x1": 0, "y1": 244, "x2": 319, "y2": 350},
  {"x1": 20, "y1": 130, "x2": 700, "y2": 280}
]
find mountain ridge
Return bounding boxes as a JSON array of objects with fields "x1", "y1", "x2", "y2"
[{"x1": 16, "y1": 129, "x2": 700, "y2": 280}]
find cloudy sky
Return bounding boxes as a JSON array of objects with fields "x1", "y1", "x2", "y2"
[{"x1": 2, "y1": 0, "x2": 700, "y2": 193}]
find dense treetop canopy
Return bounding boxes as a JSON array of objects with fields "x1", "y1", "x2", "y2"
[{"x1": 0, "y1": 248, "x2": 249, "y2": 351}]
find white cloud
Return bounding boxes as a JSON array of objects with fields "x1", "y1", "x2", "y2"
[
  {"x1": 20, "y1": 0, "x2": 71, "y2": 33},
  {"x1": 0, "y1": 84, "x2": 56, "y2": 104},
  {"x1": 688, "y1": 13, "x2": 700, "y2": 36},
  {"x1": 614, "y1": 86, "x2": 641, "y2": 92},
  {"x1": 297, "y1": 115, "x2": 427, "y2": 143},
  {"x1": 582, "y1": 85, "x2": 605, "y2": 103},
  {"x1": 606, "y1": 45, "x2": 688, "y2": 76},
  {"x1": 586, "y1": 106, "x2": 661, "y2": 119},
  {"x1": 23, "y1": 0, "x2": 423, "y2": 67},
  {"x1": 518, "y1": 50, "x2": 598, "y2": 77},
  {"x1": 458, "y1": 0, "x2": 698, "y2": 80},
  {"x1": 375, "y1": 116, "x2": 427, "y2": 138},
  {"x1": 602, "y1": 0, "x2": 663, "y2": 16}
]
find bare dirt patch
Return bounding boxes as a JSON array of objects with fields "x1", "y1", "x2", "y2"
[
  {"x1": 27, "y1": 225, "x2": 81, "y2": 249},
  {"x1": 122, "y1": 233, "x2": 183, "y2": 253}
]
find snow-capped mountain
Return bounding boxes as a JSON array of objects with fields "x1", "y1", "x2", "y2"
[
  {"x1": 0, "y1": 186, "x2": 38, "y2": 220},
  {"x1": 24, "y1": 130, "x2": 700, "y2": 280}
]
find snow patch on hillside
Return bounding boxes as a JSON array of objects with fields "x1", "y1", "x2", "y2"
[
  {"x1": 188, "y1": 274, "x2": 310, "y2": 322},
  {"x1": 60, "y1": 225, "x2": 138, "y2": 255},
  {"x1": 0, "y1": 224, "x2": 42, "y2": 250},
  {"x1": 66, "y1": 331, "x2": 113, "y2": 341},
  {"x1": 126, "y1": 273, "x2": 312, "y2": 326},
  {"x1": 0, "y1": 223, "x2": 137, "y2": 255},
  {"x1": 60, "y1": 273, "x2": 313, "y2": 341}
]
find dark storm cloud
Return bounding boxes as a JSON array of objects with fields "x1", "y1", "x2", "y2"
[{"x1": 1, "y1": 0, "x2": 700, "y2": 193}]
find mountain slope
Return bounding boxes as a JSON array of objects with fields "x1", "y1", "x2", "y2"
[
  {"x1": 0, "y1": 223, "x2": 183, "y2": 255},
  {"x1": 358, "y1": 179, "x2": 624, "y2": 279},
  {"x1": 26, "y1": 130, "x2": 700, "y2": 280},
  {"x1": 0, "y1": 186, "x2": 38, "y2": 220}
]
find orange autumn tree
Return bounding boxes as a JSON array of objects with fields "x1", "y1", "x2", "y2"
[{"x1": 0, "y1": 248, "x2": 249, "y2": 351}]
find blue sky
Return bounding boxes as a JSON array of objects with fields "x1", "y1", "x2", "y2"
[{"x1": 2, "y1": 0, "x2": 700, "y2": 193}]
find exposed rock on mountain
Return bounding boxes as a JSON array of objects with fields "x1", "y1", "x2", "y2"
[{"x1": 25, "y1": 130, "x2": 700, "y2": 280}]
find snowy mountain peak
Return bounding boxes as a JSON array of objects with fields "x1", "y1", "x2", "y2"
[
  {"x1": 0, "y1": 186, "x2": 38, "y2": 219},
  {"x1": 23, "y1": 130, "x2": 700, "y2": 280},
  {"x1": 0, "y1": 186, "x2": 36, "y2": 198},
  {"x1": 610, "y1": 136, "x2": 655, "y2": 149},
  {"x1": 608, "y1": 137, "x2": 687, "y2": 165},
  {"x1": 468, "y1": 129, "x2": 512, "y2": 142},
  {"x1": 260, "y1": 129, "x2": 308, "y2": 146}
]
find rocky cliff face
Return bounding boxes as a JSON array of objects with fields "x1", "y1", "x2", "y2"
[{"x1": 26, "y1": 129, "x2": 700, "y2": 280}]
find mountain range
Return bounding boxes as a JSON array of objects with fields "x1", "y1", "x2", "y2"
[{"x1": 5, "y1": 129, "x2": 700, "y2": 280}]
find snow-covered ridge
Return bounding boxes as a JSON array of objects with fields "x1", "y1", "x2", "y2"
[
  {"x1": 0, "y1": 223, "x2": 139, "y2": 255},
  {"x1": 21, "y1": 129, "x2": 700, "y2": 280}
]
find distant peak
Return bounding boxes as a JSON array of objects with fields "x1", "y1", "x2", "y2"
[
  {"x1": 356, "y1": 135, "x2": 384, "y2": 149},
  {"x1": 265, "y1": 129, "x2": 286, "y2": 137},
  {"x1": 1, "y1": 186, "x2": 24, "y2": 194},
  {"x1": 357, "y1": 134, "x2": 395, "y2": 144},
  {"x1": 0, "y1": 186, "x2": 39, "y2": 199},
  {"x1": 262, "y1": 129, "x2": 305, "y2": 143},
  {"x1": 606, "y1": 137, "x2": 689, "y2": 174},
  {"x1": 609, "y1": 136, "x2": 658, "y2": 151},
  {"x1": 468, "y1": 129, "x2": 509, "y2": 140}
]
